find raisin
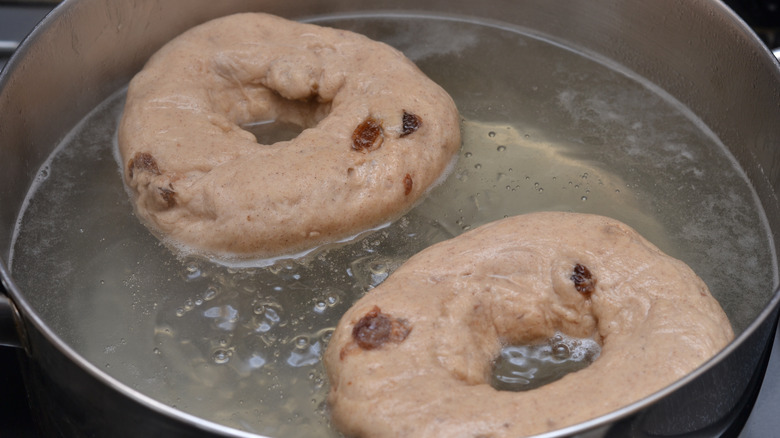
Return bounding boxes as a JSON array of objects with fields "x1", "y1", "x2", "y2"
[
  {"x1": 571, "y1": 263, "x2": 596, "y2": 295},
  {"x1": 352, "y1": 306, "x2": 411, "y2": 350},
  {"x1": 400, "y1": 111, "x2": 421, "y2": 137},
  {"x1": 159, "y1": 185, "x2": 177, "y2": 208},
  {"x1": 403, "y1": 174, "x2": 413, "y2": 195},
  {"x1": 128, "y1": 152, "x2": 161, "y2": 178},
  {"x1": 352, "y1": 117, "x2": 383, "y2": 152}
]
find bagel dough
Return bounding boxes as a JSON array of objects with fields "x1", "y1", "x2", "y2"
[
  {"x1": 118, "y1": 13, "x2": 460, "y2": 260},
  {"x1": 324, "y1": 212, "x2": 733, "y2": 437}
]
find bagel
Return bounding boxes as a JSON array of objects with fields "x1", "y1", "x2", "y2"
[
  {"x1": 117, "y1": 13, "x2": 460, "y2": 261},
  {"x1": 323, "y1": 212, "x2": 733, "y2": 437}
]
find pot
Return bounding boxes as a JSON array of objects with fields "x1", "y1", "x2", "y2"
[{"x1": 1, "y1": 0, "x2": 779, "y2": 437}]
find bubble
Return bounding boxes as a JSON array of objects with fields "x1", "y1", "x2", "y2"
[
  {"x1": 552, "y1": 344, "x2": 570, "y2": 359},
  {"x1": 317, "y1": 327, "x2": 335, "y2": 343},
  {"x1": 184, "y1": 262, "x2": 201, "y2": 281},
  {"x1": 325, "y1": 293, "x2": 340, "y2": 307},
  {"x1": 491, "y1": 332, "x2": 601, "y2": 392},
  {"x1": 313, "y1": 301, "x2": 328, "y2": 313},
  {"x1": 252, "y1": 299, "x2": 284, "y2": 333},
  {"x1": 213, "y1": 349, "x2": 231, "y2": 364}
]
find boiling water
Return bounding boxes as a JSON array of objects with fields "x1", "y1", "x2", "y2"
[
  {"x1": 10, "y1": 13, "x2": 777, "y2": 437},
  {"x1": 492, "y1": 333, "x2": 601, "y2": 392}
]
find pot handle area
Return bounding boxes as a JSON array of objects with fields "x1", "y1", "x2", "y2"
[{"x1": 0, "y1": 281, "x2": 23, "y2": 349}]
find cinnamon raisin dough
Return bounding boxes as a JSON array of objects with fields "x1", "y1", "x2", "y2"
[
  {"x1": 324, "y1": 212, "x2": 733, "y2": 437},
  {"x1": 117, "y1": 13, "x2": 460, "y2": 261}
]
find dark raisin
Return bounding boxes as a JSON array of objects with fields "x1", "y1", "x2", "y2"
[
  {"x1": 129, "y1": 152, "x2": 161, "y2": 178},
  {"x1": 352, "y1": 117, "x2": 383, "y2": 152},
  {"x1": 400, "y1": 111, "x2": 421, "y2": 137},
  {"x1": 352, "y1": 306, "x2": 411, "y2": 350},
  {"x1": 571, "y1": 263, "x2": 596, "y2": 295},
  {"x1": 159, "y1": 185, "x2": 177, "y2": 208},
  {"x1": 403, "y1": 174, "x2": 413, "y2": 195}
]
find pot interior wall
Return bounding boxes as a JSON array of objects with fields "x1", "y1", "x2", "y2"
[{"x1": 1, "y1": 0, "x2": 779, "y2": 437}]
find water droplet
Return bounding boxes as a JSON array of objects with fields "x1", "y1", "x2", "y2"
[
  {"x1": 488, "y1": 131, "x2": 496, "y2": 138},
  {"x1": 464, "y1": 151, "x2": 473, "y2": 158},
  {"x1": 497, "y1": 145, "x2": 506, "y2": 152},
  {"x1": 175, "y1": 308, "x2": 185, "y2": 317},
  {"x1": 581, "y1": 196, "x2": 588, "y2": 201},
  {"x1": 474, "y1": 163, "x2": 482, "y2": 169}
]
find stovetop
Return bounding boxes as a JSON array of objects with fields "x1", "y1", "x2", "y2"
[{"x1": 1, "y1": 2, "x2": 779, "y2": 437}]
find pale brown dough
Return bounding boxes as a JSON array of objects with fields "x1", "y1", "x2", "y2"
[
  {"x1": 324, "y1": 212, "x2": 734, "y2": 438},
  {"x1": 118, "y1": 13, "x2": 460, "y2": 261}
]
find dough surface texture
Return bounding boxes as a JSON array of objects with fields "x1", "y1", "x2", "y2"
[
  {"x1": 324, "y1": 212, "x2": 733, "y2": 438},
  {"x1": 118, "y1": 13, "x2": 460, "y2": 261}
]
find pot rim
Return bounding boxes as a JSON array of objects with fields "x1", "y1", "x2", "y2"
[{"x1": 2, "y1": 0, "x2": 780, "y2": 437}]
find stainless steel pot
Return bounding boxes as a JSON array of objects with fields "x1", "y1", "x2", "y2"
[{"x1": 1, "y1": 0, "x2": 779, "y2": 437}]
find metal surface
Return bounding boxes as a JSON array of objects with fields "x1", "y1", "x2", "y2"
[
  {"x1": 1, "y1": 0, "x2": 779, "y2": 437},
  {"x1": 0, "y1": 293, "x2": 22, "y2": 348}
]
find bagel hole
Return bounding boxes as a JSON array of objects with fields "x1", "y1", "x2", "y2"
[
  {"x1": 242, "y1": 119, "x2": 305, "y2": 145},
  {"x1": 490, "y1": 332, "x2": 600, "y2": 392}
]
